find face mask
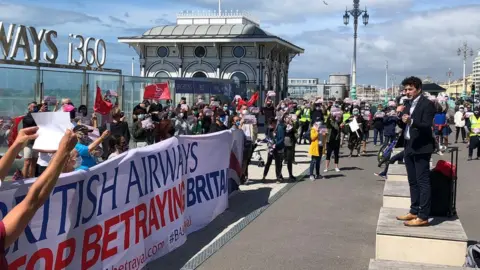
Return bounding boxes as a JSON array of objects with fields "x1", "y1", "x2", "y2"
[
  {"x1": 236, "y1": 121, "x2": 241, "y2": 126},
  {"x1": 281, "y1": 105, "x2": 285, "y2": 109},
  {"x1": 138, "y1": 114, "x2": 145, "y2": 120},
  {"x1": 475, "y1": 111, "x2": 480, "y2": 115},
  {"x1": 178, "y1": 113, "x2": 184, "y2": 118},
  {"x1": 74, "y1": 155, "x2": 83, "y2": 169},
  {"x1": 242, "y1": 110, "x2": 248, "y2": 115},
  {"x1": 220, "y1": 116, "x2": 226, "y2": 122},
  {"x1": 80, "y1": 134, "x2": 91, "y2": 145},
  {"x1": 353, "y1": 110, "x2": 359, "y2": 116},
  {"x1": 33, "y1": 107, "x2": 39, "y2": 113},
  {"x1": 223, "y1": 106, "x2": 228, "y2": 111},
  {"x1": 459, "y1": 109, "x2": 464, "y2": 113},
  {"x1": 267, "y1": 103, "x2": 272, "y2": 107},
  {"x1": 316, "y1": 106, "x2": 320, "y2": 110}
]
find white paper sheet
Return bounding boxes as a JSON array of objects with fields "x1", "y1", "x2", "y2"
[
  {"x1": 348, "y1": 118, "x2": 359, "y2": 132},
  {"x1": 32, "y1": 112, "x2": 74, "y2": 151}
]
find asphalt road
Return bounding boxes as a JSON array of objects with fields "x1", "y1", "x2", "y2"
[{"x1": 197, "y1": 138, "x2": 480, "y2": 270}]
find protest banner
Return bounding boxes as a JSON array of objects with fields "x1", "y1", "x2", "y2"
[
  {"x1": 180, "y1": 130, "x2": 232, "y2": 233},
  {"x1": 0, "y1": 131, "x2": 233, "y2": 269},
  {"x1": 228, "y1": 130, "x2": 245, "y2": 188}
]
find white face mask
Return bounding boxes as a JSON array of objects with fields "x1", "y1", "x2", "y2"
[
  {"x1": 242, "y1": 110, "x2": 248, "y2": 115},
  {"x1": 74, "y1": 155, "x2": 82, "y2": 169},
  {"x1": 178, "y1": 113, "x2": 184, "y2": 118},
  {"x1": 459, "y1": 109, "x2": 464, "y2": 113}
]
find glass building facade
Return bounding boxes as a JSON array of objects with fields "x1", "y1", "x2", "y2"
[{"x1": 0, "y1": 65, "x2": 243, "y2": 157}]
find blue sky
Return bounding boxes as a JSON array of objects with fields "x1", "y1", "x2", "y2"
[{"x1": 1, "y1": 0, "x2": 480, "y2": 87}]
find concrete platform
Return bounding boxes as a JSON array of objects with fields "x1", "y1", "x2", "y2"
[
  {"x1": 376, "y1": 207, "x2": 468, "y2": 266},
  {"x1": 369, "y1": 259, "x2": 468, "y2": 269},
  {"x1": 383, "y1": 181, "x2": 410, "y2": 209},
  {"x1": 387, "y1": 164, "x2": 408, "y2": 181}
]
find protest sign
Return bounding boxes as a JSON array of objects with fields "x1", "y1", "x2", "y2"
[
  {"x1": 32, "y1": 112, "x2": 74, "y2": 151},
  {"x1": 0, "y1": 131, "x2": 233, "y2": 269}
]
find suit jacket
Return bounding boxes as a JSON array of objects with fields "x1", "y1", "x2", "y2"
[{"x1": 398, "y1": 95, "x2": 436, "y2": 156}]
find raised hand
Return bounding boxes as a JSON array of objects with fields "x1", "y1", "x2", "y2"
[
  {"x1": 57, "y1": 129, "x2": 78, "y2": 153},
  {"x1": 15, "y1": 127, "x2": 39, "y2": 147}
]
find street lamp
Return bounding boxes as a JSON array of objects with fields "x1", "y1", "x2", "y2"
[
  {"x1": 343, "y1": 0, "x2": 369, "y2": 100},
  {"x1": 446, "y1": 68, "x2": 454, "y2": 96},
  {"x1": 457, "y1": 41, "x2": 474, "y2": 98}
]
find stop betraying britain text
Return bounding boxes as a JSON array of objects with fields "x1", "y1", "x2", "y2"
[{"x1": 0, "y1": 131, "x2": 233, "y2": 270}]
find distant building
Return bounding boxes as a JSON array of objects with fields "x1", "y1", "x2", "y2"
[
  {"x1": 357, "y1": 85, "x2": 381, "y2": 103},
  {"x1": 439, "y1": 73, "x2": 473, "y2": 98},
  {"x1": 287, "y1": 78, "x2": 321, "y2": 99},
  {"x1": 118, "y1": 10, "x2": 304, "y2": 102},
  {"x1": 473, "y1": 51, "x2": 480, "y2": 92},
  {"x1": 287, "y1": 74, "x2": 350, "y2": 100}
]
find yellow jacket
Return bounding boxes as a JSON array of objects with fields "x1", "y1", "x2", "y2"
[{"x1": 309, "y1": 128, "x2": 321, "y2": 156}]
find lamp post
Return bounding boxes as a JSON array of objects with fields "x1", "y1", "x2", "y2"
[
  {"x1": 446, "y1": 68, "x2": 453, "y2": 97},
  {"x1": 343, "y1": 0, "x2": 369, "y2": 100},
  {"x1": 384, "y1": 60, "x2": 388, "y2": 103},
  {"x1": 457, "y1": 41, "x2": 474, "y2": 98}
]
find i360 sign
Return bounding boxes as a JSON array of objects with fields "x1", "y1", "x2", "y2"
[{"x1": 0, "y1": 21, "x2": 107, "y2": 68}]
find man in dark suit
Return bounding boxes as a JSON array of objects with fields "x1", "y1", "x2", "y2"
[{"x1": 396, "y1": 76, "x2": 436, "y2": 227}]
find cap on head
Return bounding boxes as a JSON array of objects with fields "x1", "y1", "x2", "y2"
[{"x1": 73, "y1": 125, "x2": 93, "y2": 134}]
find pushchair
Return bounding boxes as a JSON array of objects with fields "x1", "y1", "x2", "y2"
[
  {"x1": 251, "y1": 137, "x2": 274, "y2": 167},
  {"x1": 377, "y1": 133, "x2": 400, "y2": 167}
]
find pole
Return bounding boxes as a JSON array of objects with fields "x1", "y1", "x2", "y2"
[
  {"x1": 131, "y1": 57, "x2": 134, "y2": 76},
  {"x1": 351, "y1": 17, "x2": 358, "y2": 100},
  {"x1": 463, "y1": 57, "x2": 467, "y2": 98},
  {"x1": 385, "y1": 60, "x2": 388, "y2": 102},
  {"x1": 218, "y1": 0, "x2": 222, "y2": 15}
]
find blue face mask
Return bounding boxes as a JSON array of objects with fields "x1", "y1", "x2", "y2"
[
  {"x1": 236, "y1": 121, "x2": 241, "y2": 126},
  {"x1": 220, "y1": 116, "x2": 226, "y2": 122}
]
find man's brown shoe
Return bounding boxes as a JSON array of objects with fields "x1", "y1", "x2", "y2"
[
  {"x1": 404, "y1": 218, "x2": 429, "y2": 227},
  {"x1": 396, "y1": 213, "x2": 417, "y2": 221}
]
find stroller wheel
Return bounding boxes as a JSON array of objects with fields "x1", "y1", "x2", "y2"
[{"x1": 259, "y1": 161, "x2": 265, "y2": 167}]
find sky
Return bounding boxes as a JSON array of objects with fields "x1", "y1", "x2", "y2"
[{"x1": 1, "y1": 0, "x2": 479, "y2": 88}]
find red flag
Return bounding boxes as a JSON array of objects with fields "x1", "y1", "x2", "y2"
[
  {"x1": 236, "y1": 92, "x2": 259, "y2": 110},
  {"x1": 8, "y1": 116, "x2": 24, "y2": 147},
  {"x1": 93, "y1": 86, "x2": 113, "y2": 115},
  {"x1": 144, "y1": 83, "x2": 171, "y2": 100}
]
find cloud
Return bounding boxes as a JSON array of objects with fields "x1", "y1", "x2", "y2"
[
  {"x1": 0, "y1": 3, "x2": 102, "y2": 26},
  {"x1": 287, "y1": 4, "x2": 480, "y2": 86},
  {"x1": 168, "y1": 0, "x2": 413, "y2": 23},
  {"x1": 109, "y1": 16, "x2": 127, "y2": 24}
]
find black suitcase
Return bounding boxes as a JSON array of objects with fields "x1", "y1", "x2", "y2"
[{"x1": 430, "y1": 147, "x2": 458, "y2": 217}]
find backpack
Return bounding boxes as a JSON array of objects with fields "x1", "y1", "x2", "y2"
[{"x1": 464, "y1": 243, "x2": 480, "y2": 268}]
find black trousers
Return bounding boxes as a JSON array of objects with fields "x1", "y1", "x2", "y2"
[
  {"x1": 455, "y1": 127, "x2": 466, "y2": 141},
  {"x1": 468, "y1": 136, "x2": 480, "y2": 158},
  {"x1": 263, "y1": 149, "x2": 284, "y2": 179},
  {"x1": 284, "y1": 146, "x2": 294, "y2": 177},
  {"x1": 326, "y1": 140, "x2": 341, "y2": 164},
  {"x1": 404, "y1": 152, "x2": 432, "y2": 220},
  {"x1": 298, "y1": 121, "x2": 310, "y2": 143}
]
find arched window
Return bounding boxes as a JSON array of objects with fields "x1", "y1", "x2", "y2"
[
  {"x1": 155, "y1": 71, "x2": 170, "y2": 78},
  {"x1": 192, "y1": 71, "x2": 207, "y2": 78},
  {"x1": 230, "y1": 72, "x2": 247, "y2": 88}
]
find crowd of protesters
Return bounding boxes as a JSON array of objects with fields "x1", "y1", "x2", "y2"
[{"x1": 1, "y1": 78, "x2": 480, "y2": 261}]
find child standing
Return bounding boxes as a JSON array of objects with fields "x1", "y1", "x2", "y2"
[{"x1": 309, "y1": 122, "x2": 325, "y2": 181}]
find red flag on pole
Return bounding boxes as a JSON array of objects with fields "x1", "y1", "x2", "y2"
[
  {"x1": 7, "y1": 116, "x2": 24, "y2": 148},
  {"x1": 93, "y1": 86, "x2": 113, "y2": 115},
  {"x1": 143, "y1": 83, "x2": 171, "y2": 100}
]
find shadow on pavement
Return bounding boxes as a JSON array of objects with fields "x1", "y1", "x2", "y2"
[
  {"x1": 324, "y1": 174, "x2": 345, "y2": 179},
  {"x1": 340, "y1": 166, "x2": 364, "y2": 171},
  {"x1": 148, "y1": 187, "x2": 274, "y2": 270}
]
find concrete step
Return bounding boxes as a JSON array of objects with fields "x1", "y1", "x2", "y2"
[
  {"x1": 368, "y1": 259, "x2": 468, "y2": 269},
  {"x1": 383, "y1": 181, "x2": 410, "y2": 209},
  {"x1": 386, "y1": 162, "x2": 434, "y2": 181},
  {"x1": 387, "y1": 164, "x2": 408, "y2": 181},
  {"x1": 376, "y1": 207, "x2": 468, "y2": 266}
]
